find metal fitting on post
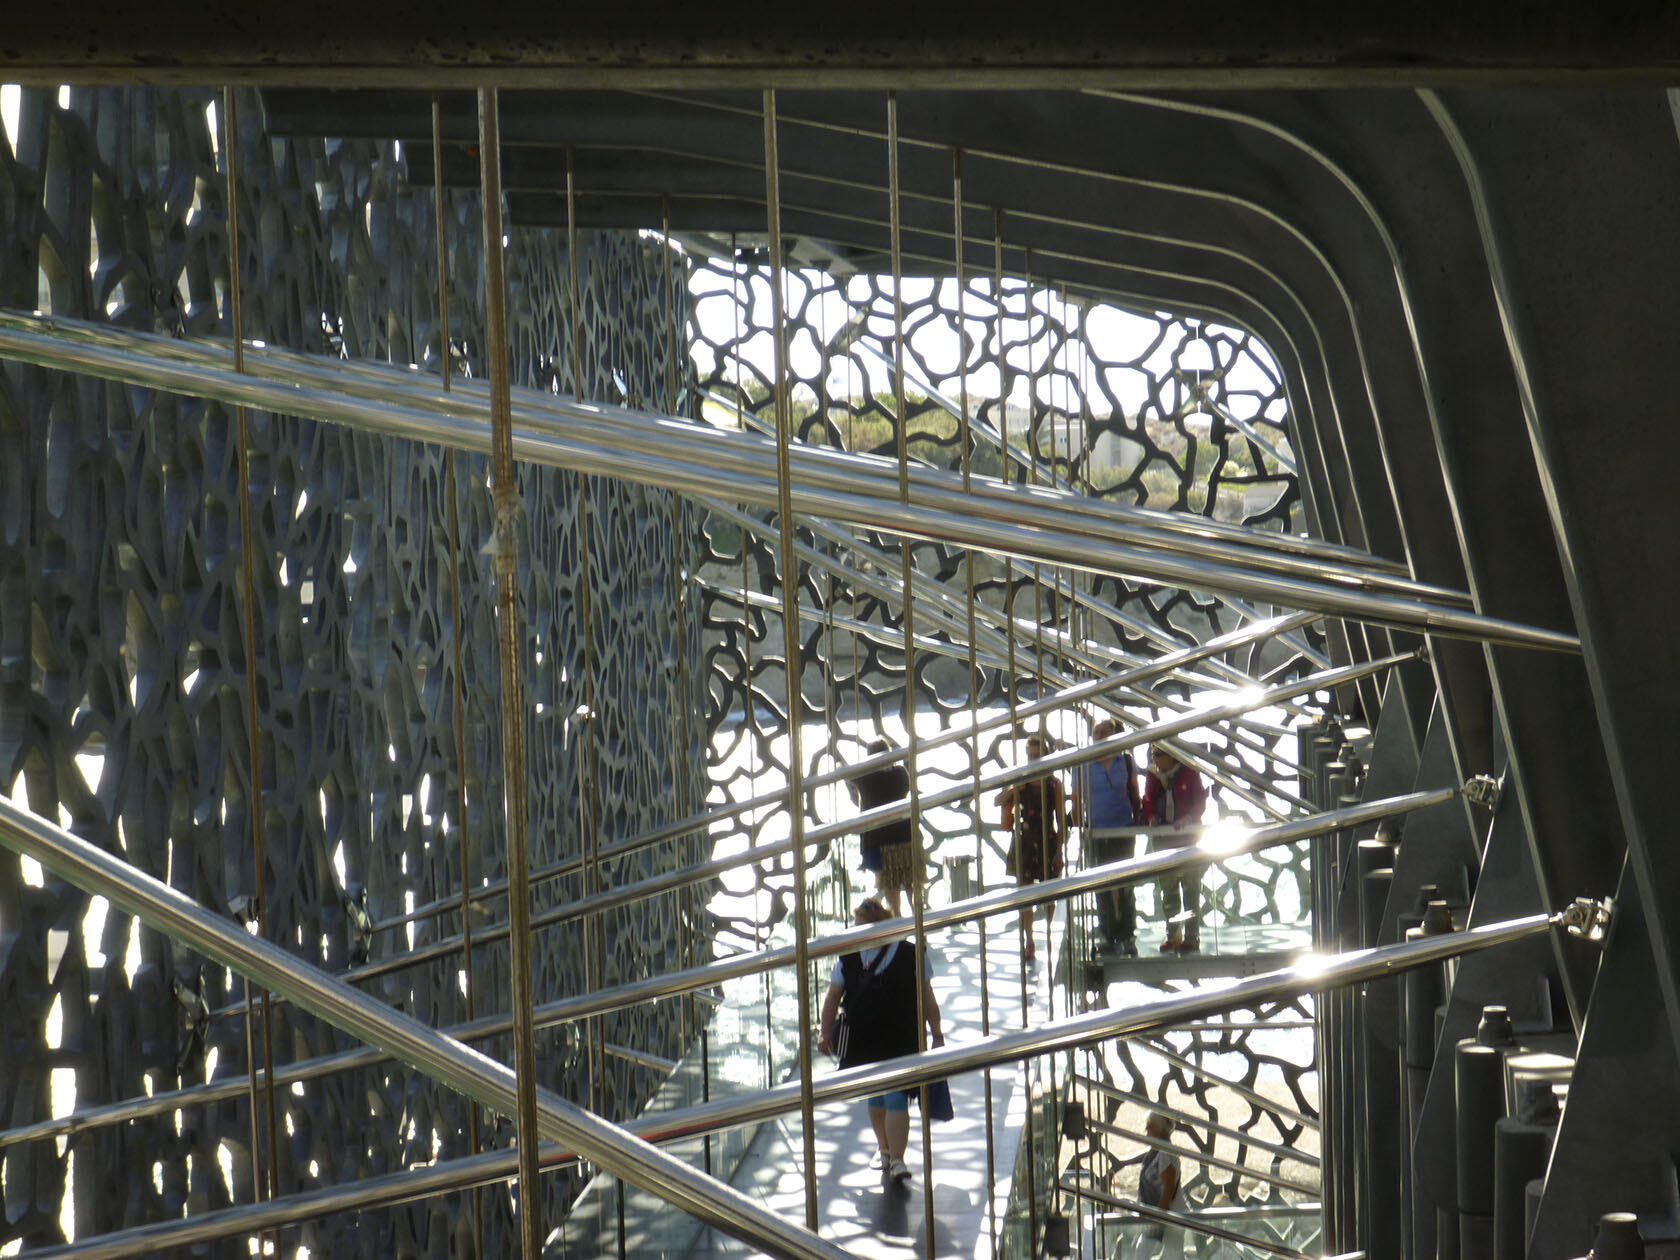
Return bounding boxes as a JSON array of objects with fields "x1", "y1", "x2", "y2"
[
  {"x1": 1558, "y1": 897, "x2": 1615, "y2": 946},
  {"x1": 1463, "y1": 773, "x2": 1503, "y2": 810}
]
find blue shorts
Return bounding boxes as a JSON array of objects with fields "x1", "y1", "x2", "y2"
[{"x1": 867, "y1": 1090, "x2": 912, "y2": 1112}]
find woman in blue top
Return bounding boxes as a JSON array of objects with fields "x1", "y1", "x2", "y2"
[{"x1": 1072, "y1": 718, "x2": 1141, "y2": 955}]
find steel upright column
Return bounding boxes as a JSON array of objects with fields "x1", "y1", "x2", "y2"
[
  {"x1": 218, "y1": 85, "x2": 283, "y2": 1218},
  {"x1": 564, "y1": 144, "x2": 610, "y2": 1136},
  {"x1": 761, "y1": 88, "x2": 823, "y2": 1231},
  {"x1": 886, "y1": 91, "x2": 938, "y2": 1257},
  {"x1": 476, "y1": 87, "x2": 544, "y2": 1260},
  {"x1": 433, "y1": 91, "x2": 484, "y2": 1260},
  {"x1": 957, "y1": 147, "x2": 1002, "y2": 1260}
]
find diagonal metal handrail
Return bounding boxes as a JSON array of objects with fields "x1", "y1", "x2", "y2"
[
  {"x1": 210, "y1": 651, "x2": 1415, "y2": 1015},
  {"x1": 0, "y1": 310, "x2": 1580, "y2": 652},
  {"x1": 700, "y1": 571, "x2": 1310, "y2": 821},
  {"x1": 8, "y1": 785, "x2": 1455, "y2": 1153},
  {"x1": 0, "y1": 796, "x2": 857, "y2": 1260},
  {"x1": 1067, "y1": 1181, "x2": 1310, "y2": 1260},
  {"x1": 1075, "y1": 1076, "x2": 1319, "y2": 1168},
  {"x1": 1081, "y1": 1115, "x2": 1320, "y2": 1194},
  {"x1": 1135, "y1": 1036, "x2": 1319, "y2": 1130},
  {"x1": 371, "y1": 611, "x2": 1315, "y2": 940},
  {"x1": 696, "y1": 383, "x2": 1333, "y2": 681},
  {"x1": 14, "y1": 895, "x2": 1573, "y2": 1260},
  {"x1": 4, "y1": 306, "x2": 1416, "y2": 593}
]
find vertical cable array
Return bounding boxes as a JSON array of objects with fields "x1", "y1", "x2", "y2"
[
  {"x1": 433, "y1": 92, "x2": 484, "y2": 1260},
  {"x1": 218, "y1": 87, "x2": 282, "y2": 1228},
  {"x1": 475, "y1": 87, "x2": 544, "y2": 1260},
  {"x1": 761, "y1": 88, "x2": 823, "y2": 1231}
]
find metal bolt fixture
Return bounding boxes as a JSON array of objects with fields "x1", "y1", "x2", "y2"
[
  {"x1": 1558, "y1": 897, "x2": 1615, "y2": 946},
  {"x1": 1463, "y1": 773, "x2": 1503, "y2": 809}
]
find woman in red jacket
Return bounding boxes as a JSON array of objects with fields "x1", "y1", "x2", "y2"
[{"x1": 1140, "y1": 747, "x2": 1209, "y2": 953}]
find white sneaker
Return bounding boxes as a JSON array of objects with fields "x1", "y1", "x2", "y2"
[
  {"x1": 886, "y1": 1156, "x2": 912, "y2": 1185},
  {"x1": 871, "y1": 1148, "x2": 887, "y2": 1170}
]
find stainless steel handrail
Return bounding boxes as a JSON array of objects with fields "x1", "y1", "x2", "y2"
[
  {"x1": 1081, "y1": 1117, "x2": 1319, "y2": 1194},
  {"x1": 0, "y1": 311, "x2": 1580, "y2": 651},
  {"x1": 3, "y1": 786, "x2": 1456, "y2": 1153},
  {"x1": 0, "y1": 797, "x2": 856, "y2": 1260},
  {"x1": 0, "y1": 878, "x2": 1567, "y2": 1260},
  {"x1": 1075, "y1": 1076, "x2": 1319, "y2": 1168},
  {"x1": 204, "y1": 648, "x2": 1411, "y2": 1021},
  {"x1": 0, "y1": 310, "x2": 1433, "y2": 602},
  {"x1": 211, "y1": 651, "x2": 1418, "y2": 1014},
  {"x1": 373, "y1": 611, "x2": 1312, "y2": 939},
  {"x1": 1067, "y1": 1181, "x2": 1310, "y2": 1260}
]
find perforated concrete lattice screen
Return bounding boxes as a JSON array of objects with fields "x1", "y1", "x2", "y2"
[
  {"x1": 0, "y1": 86, "x2": 705, "y2": 1254},
  {"x1": 688, "y1": 249, "x2": 1321, "y2": 933}
]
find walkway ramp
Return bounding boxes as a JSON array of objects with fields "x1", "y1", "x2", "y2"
[{"x1": 688, "y1": 909, "x2": 1061, "y2": 1260}]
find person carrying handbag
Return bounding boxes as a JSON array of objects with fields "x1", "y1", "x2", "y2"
[{"x1": 817, "y1": 897, "x2": 945, "y2": 1189}]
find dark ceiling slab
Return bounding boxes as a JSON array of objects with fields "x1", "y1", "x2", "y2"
[{"x1": 7, "y1": 4, "x2": 1680, "y2": 86}]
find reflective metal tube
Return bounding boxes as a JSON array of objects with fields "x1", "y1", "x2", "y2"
[
  {"x1": 7, "y1": 786, "x2": 1456, "y2": 1153},
  {"x1": 0, "y1": 797, "x2": 858, "y2": 1260},
  {"x1": 1067, "y1": 1182, "x2": 1310, "y2": 1260},
  {"x1": 0, "y1": 312, "x2": 1579, "y2": 651},
  {"x1": 211, "y1": 650, "x2": 1417, "y2": 1011},
  {"x1": 374, "y1": 613, "x2": 1310, "y2": 941},
  {"x1": 1075, "y1": 1076, "x2": 1318, "y2": 1168},
  {"x1": 1, "y1": 309, "x2": 1430, "y2": 603},
  {"x1": 9, "y1": 888, "x2": 1554, "y2": 1260},
  {"x1": 1135, "y1": 1036, "x2": 1319, "y2": 1130},
  {"x1": 1078, "y1": 1119, "x2": 1319, "y2": 1194},
  {"x1": 220, "y1": 652, "x2": 1416, "y2": 1001},
  {"x1": 627, "y1": 907, "x2": 1562, "y2": 1150}
]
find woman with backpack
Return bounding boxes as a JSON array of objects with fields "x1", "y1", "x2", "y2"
[{"x1": 817, "y1": 897, "x2": 945, "y2": 1188}]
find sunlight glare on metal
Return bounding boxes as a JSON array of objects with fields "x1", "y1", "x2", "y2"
[
  {"x1": 1198, "y1": 818, "x2": 1254, "y2": 855},
  {"x1": 1291, "y1": 952, "x2": 1333, "y2": 979},
  {"x1": 1224, "y1": 684, "x2": 1269, "y2": 711}
]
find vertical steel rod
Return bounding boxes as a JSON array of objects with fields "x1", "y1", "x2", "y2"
[
  {"x1": 885, "y1": 92, "x2": 938, "y2": 1256},
  {"x1": 957, "y1": 147, "x2": 1002, "y2": 1260},
  {"x1": 219, "y1": 86, "x2": 282, "y2": 1222},
  {"x1": 565, "y1": 144, "x2": 610, "y2": 1154},
  {"x1": 433, "y1": 91, "x2": 484, "y2": 1260},
  {"x1": 762, "y1": 87, "x2": 823, "y2": 1232},
  {"x1": 475, "y1": 86, "x2": 544, "y2": 1260},
  {"x1": 660, "y1": 195, "x2": 704, "y2": 1177}
]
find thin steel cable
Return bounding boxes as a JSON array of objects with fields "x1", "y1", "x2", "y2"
[
  {"x1": 733, "y1": 232, "x2": 775, "y2": 1108},
  {"x1": 566, "y1": 141, "x2": 610, "y2": 1133},
  {"x1": 762, "y1": 88, "x2": 823, "y2": 1231},
  {"x1": 433, "y1": 91, "x2": 483, "y2": 1260},
  {"x1": 885, "y1": 92, "x2": 938, "y2": 1255},
  {"x1": 1002, "y1": 221, "x2": 1042, "y2": 1258},
  {"x1": 958, "y1": 148, "x2": 1002, "y2": 1260},
  {"x1": 660, "y1": 197, "x2": 708, "y2": 1177},
  {"x1": 218, "y1": 86, "x2": 282, "y2": 1220},
  {"x1": 476, "y1": 86, "x2": 544, "y2": 1260}
]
